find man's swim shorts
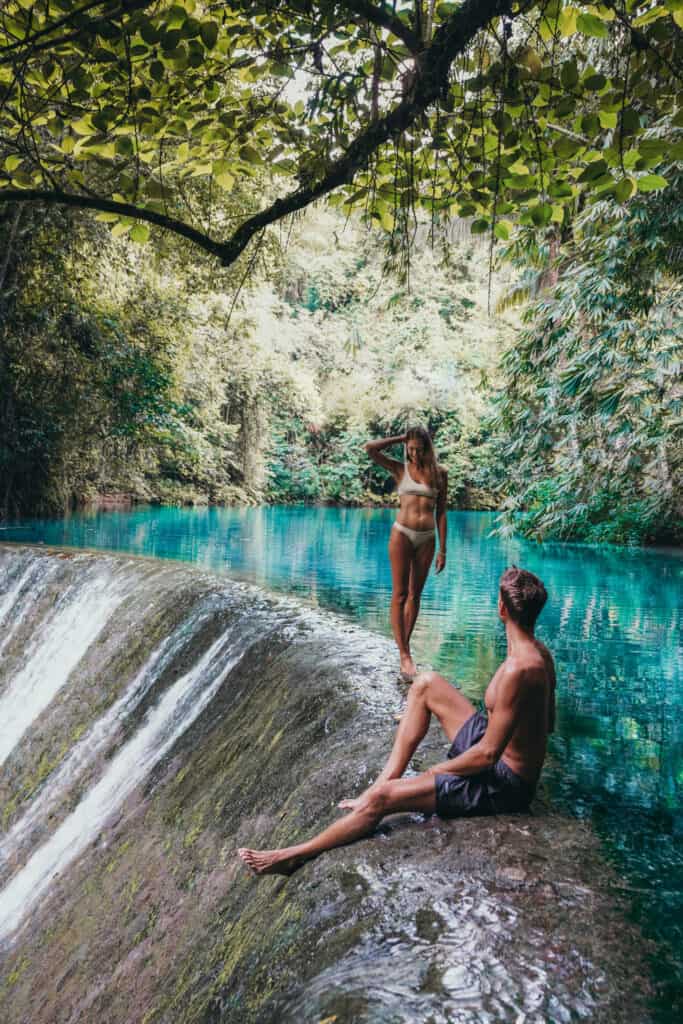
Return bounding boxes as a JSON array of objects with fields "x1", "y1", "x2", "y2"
[{"x1": 434, "y1": 709, "x2": 535, "y2": 819}]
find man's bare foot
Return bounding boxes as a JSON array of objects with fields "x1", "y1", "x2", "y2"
[
  {"x1": 338, "y1": 781, "x2": 383, "y2": 811},
  {"x1": 238, "y1": 847, "x2": 305, "y2": 876},
  {"x1": 338, "y1": 795, "x2": 363, "y2": 811},
  {"x1": 399, "y1": 653, "x2": 417, "y2": 680}
]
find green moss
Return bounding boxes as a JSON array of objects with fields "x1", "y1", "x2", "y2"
[
  {"x1": 124, "y1": 874, "x2": 141, "y2": 909},
  {"x1": 3, "y1": 741, "x2": 71, "y2": 828},
  {"x1": 0, "y1": 957, "x2": 30, "y2": 996},
  {"x1": 105, "y1": 837, "x2": 132, "y2": 874},
  {"x1": 140, "y1": 1006, "x2": 161, "y2": 1024},
  {"x1": 184, "y1": 825, "x2": 203, "y2": 848}
]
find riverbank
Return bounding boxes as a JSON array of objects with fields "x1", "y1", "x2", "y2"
[{"x1": 0, "y1": 545, "x2": 657, "y2": 1022}]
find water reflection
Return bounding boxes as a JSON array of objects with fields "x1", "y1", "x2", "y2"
[{"x1": 4, "y1": 505, "x2": 683, "y2": 1011}]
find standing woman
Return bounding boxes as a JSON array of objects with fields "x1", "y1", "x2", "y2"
[{"x1": 365, "y1": 426, "x2": 447, "y2": 680}]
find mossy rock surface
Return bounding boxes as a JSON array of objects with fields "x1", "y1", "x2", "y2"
[{"x1": 0, "y1": 546, "x2": 655, "y2": 1023}]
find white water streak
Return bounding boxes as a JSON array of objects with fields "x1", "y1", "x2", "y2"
[
  {"x1": 0, "y1": 569, "x2": 127, "y2": 768},
  {"x1": 0, "y1": 628, "x2": 246, "y2": 942},
  {"x1": 0, "y1": 607, "x2": 210, "y2": 863},
  {"x1": 0, "y1": 557, "x2": 59, "y2": 661}
]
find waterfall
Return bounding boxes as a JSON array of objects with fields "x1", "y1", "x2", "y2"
[
  {"x1": 0, "y1": 604, "x2": 211, "y2": 875},
  {"x1": 0, "y1": 553, "x2": 59, "y2": 661},
  {"x1": 0, "y1": 623, "x2": 256, "y2": 941}
]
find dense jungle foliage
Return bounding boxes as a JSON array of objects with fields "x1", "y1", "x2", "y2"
[
  {"x1": 0, "y1": 2, "x2": 681, "y2": 544},
  {"x1": 494, "y1": 165, "x2": 683, "y2": 545},
  {"x1": 0, "y1": 201, "x2": 516, "y2": 514}
]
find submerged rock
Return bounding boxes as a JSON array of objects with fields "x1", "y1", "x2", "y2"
[{"x1": 0, "y1": 546, "x2": 653, "y2": 1023}]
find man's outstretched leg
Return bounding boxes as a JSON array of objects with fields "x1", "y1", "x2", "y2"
[
  {"x1": 339, "y1": 670, "x2": 476, "y2": 811},
  {"x1": 238, "y1": 774, "x2": 437, "y2": 876}
]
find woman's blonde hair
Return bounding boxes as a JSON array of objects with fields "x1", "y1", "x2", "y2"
[{"x1": 405, "y1": 426, "x2": 441, "y2": 491}]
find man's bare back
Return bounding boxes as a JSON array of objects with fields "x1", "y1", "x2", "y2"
[{"x1": 484, "y1": 635, "x2": 556, "y2": 785}]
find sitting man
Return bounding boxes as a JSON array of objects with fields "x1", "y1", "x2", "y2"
[{"x1": 239, "y1": 566, "x2": 555, "y2": 876}]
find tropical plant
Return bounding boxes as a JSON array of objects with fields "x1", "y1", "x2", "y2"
[{"x1": 492, "y1": 157, "x2": 683, "y2": 543}]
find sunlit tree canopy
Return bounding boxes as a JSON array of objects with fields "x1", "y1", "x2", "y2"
[{"x1": 1, "y1": 1, "x2": 681, "y2": 262}]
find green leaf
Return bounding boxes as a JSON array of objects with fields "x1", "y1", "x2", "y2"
[
  {"x1": 561, "y1": 61, "x2": 579, "y2": 89},
  {"x1": 115, "y1": 137, "x2": 134, "y2": 157},
  {"x1": 620, "y1": 108, "x2": 641, "y2": 133},
  {"x1": 581, "y1": 114, "x2": 600, "y2": 137},
  {"x1": 578, "y1": 159, "x2": 607, "y2": 182},
  {"x1": 471, "y1": 218, "x2": 490, "y2": 234},
  {"x1": 638, "y1": 139, "x2": 668, "y2": 159},
  {"x1": 215, "y1": 170, "x2": 235, "y2": 190},
  {"x1": 615, "y1": 177, "x2": 635, "y2": 202},
  {"x1": 494, "y1": 220, "x2": 512, "y2": 240},
  {"x1": 139, "y1": 20, "x2": 160, "y2": 45},
  {"x1": 529, "y1": 203, "x2": 552, "y2": 226},
  {"x1": 200, "y1": 21, "x2": 219, "y2": 49},
  {"x1": 507, "y1": 160, "x2": 530, "y2": 175},
  {"x1": 633, "y1": 6, "x2": 669, "y2": 26},
  {"x1": 554, "y1": 136, "x2": 582, "y2": 159},
  {"x1": 130, "y1": 223, "x2": 150, "y2": 243},
  {"x1": 110, "y1": 222, "x2": 131, "y2": 238},
  {"x1": 4, "y1": 155, "x2": 22, "y2": 172},
  {"x1": 576, "y1": 12, "x2": 609, "y2": 37},
  {"x1": 583, "y1": 73, "x2": 606, "y2": 91},
  {"x1": 239, "y1": 145, "x2": 261, "y2": 164},
  {"x1": 558, "y1": 6, "x2": 578, "y2": 36},
  {"x1": 378, "y1": 206, "x2": 394, "y2": 232},
  {"x1": 72, "y1": 118, "x2": 94, "y2": 136},
  {"x1": 598, "y1": 111, "x2": 617, "y2": 130},
  {"x1": 636, "y1": 174, "x2": 668, "y2": 192}
]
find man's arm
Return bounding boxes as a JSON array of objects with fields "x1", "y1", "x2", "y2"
[{"x1": 426, "y1": 665, "x2": 526, "y2": 777}]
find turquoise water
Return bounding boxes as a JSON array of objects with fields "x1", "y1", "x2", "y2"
[{"x1": 4, "y1": 504, "x2": 683, "y2": 1016}]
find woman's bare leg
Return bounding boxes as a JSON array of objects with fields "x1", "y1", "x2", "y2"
[
  {"x1": 389, "y1": 528, "x2": 416, "y2": 676},
  {"x1": 238, "y1": 775, "x2": 437, "y2": 876},
  {"x1": 339, "y1": 671, "x2": 476, "y2": 810},
  {"x1": 403, "y1": 538, "x2": 435, "y2": 647}
]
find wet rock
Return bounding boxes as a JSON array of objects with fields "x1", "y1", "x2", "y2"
[{"x1": 0, "y1": 546, "x2": 656, "y2": 1024}]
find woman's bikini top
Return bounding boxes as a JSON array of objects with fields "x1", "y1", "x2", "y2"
[{"x1": 397, "y1": 463, "x2": 438, "y2": 501}]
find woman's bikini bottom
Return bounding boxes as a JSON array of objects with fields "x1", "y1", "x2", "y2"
[{"x1": 392, "y1": 521, "x2": 436, "y2": 549}]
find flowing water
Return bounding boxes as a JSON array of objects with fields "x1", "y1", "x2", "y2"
[{"x1": 1, "y1": 505, "x2": 681, "y2": 1022}]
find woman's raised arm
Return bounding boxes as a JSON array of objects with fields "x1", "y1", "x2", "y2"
[{"x1": 364, "y1": 435, "x2": 405, "y2": 476}]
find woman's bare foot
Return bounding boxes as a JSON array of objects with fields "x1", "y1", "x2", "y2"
[
  {"x1": 238, "y1": 846, "x2": 305, "y2": 876},
  {"x1": 399, "y1": 653, "x2": 417, "y2": 680}
]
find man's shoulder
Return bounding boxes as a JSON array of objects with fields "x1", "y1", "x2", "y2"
[
  {"x1": 496, "y1": 657, "x2": 529, "y2": 692},
  {"x1": 504, "y1": 649, "x2": 552, "y2": 688},
  {"x1": 533, "y1": 639, "x2": 557, "y2": 681}
]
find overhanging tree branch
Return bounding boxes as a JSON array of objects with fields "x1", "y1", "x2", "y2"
[
  {"x1": 340, "y1": 1, "x2": 422, "y2": 52},
  {"x1": 214, "y1": 0, "x2": 512, "y2": 265},
  {"x1": 0, "y1": 0, "x2": 512, "y2": 266},
  {"x1": 0, "y1": 189, "x2": 226, "y2": 258}
]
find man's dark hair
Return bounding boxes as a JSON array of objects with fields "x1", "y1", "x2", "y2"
[{"x1": 499, "y1": 566, "x2": 547, "y2": 629}]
